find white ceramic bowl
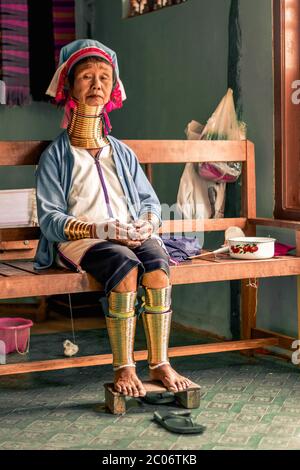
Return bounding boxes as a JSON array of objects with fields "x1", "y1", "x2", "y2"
[{"x1": 228, "y1": 237, "x2": 276, "y2": 260}]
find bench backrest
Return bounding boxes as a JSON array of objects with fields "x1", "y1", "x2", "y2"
[{"x1": 0, "y1": 139, "x2": 256, "y2": 261}]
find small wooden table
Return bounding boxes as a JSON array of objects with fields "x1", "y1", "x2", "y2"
[{"x1": 104, "y1": 380, "x2": 201, "y2": 415}]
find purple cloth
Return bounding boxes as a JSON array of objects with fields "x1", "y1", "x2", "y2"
[{"x1": 160, "y1": 236, "x2": 201, "y2": 263}]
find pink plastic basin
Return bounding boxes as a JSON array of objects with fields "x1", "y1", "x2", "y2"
[{"x1": 0, "y1": 317, "x2": 33, "y2": 354}]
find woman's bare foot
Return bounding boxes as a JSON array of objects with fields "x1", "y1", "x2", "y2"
[
  {"x1": 149, "y1": 363, "x2": 193, "y2": 392},
  {"x1": 114, "y1": 366, "x2": 146, "y2": 397}
]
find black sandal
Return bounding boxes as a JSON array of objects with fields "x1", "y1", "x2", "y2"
[
  {"x1": 153, "y1": 410, "x2": 206, "y2": 434},
  {"x1": 141, "y1": 391, "x2": 176, "y2": 405}
]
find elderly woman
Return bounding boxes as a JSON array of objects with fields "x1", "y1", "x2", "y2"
[{"x1": 34, "y1": 39, "x2": 192, "y2": 398}]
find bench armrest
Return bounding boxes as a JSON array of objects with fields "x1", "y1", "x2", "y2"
[
  {"x1": 0, "y1": 226, "x2": 40, "y2": 242},
  {"x1": 248, "y1": 217, "x2": 300, "y2": 231}
]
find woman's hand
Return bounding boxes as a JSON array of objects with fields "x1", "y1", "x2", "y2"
[
  {"x1": 94, "y1": 219, "x2": 142, "y2": 248},
  {"x1": 131, "y1": 219, "x2": 154, "y2": 241}
]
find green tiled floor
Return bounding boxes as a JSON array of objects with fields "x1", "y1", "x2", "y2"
[{"x1": 1, "y1": 326, "x2": 300, "y2": 450}]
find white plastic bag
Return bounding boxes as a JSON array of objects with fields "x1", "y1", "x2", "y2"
[
  {"x1": 200, "y1": 88, "x2": 241, "y2": 141},
  {"x1": 177, "y1": 89, "x2": 246, "y2": 219},
  {"x1": 185, "y1": 120, "x2": 204, "y2": 141},
  {"x1": 197, "y1": 88, "x2": 245, "y2": 182},
  {"x1": 177, "y1": 163, "x2": 226, "y2": 220}
]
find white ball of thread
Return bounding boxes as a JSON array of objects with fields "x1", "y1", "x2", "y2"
[{"x1": 63, "y1": 339, "x2": 79, "y2": 357}]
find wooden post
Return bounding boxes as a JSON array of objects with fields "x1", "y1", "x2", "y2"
[
  {"x1": 145, "y1": 163, "x2": 153, "y2": 183},
  {"x1": 296, "y1": 232, "x2": 300, "y2": 356},
  {"x1": 241, "y1": 141, "x2": 258, "y2": 353},
  {"x1": 241, "y1": 279, "x2": 258, "y2": 342},
  {"x1": 35, "y1": 297, "x2": 48, "y2": 322},
  {"x1": 242, "y1": 141, "x2": 256, "y2": 219}
]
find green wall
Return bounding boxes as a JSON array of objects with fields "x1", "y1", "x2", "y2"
[
  {"x1": 0, "y1": 103, "x2": 62, "y2": 189},
  {"x1": 0, "y1": 0, "x2": 296, "y2": 340}
]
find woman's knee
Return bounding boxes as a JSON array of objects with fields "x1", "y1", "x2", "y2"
[
  {"x1": 142, "y1": 269, "x2": 170, "y2": 288},
  {"x1": 112, "y1": 266, "x2": 139, "y2": 292}
]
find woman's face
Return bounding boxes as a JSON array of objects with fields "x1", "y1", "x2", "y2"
[{"x1": 70, "y1": 60, "x2": 114, "y2": 106}]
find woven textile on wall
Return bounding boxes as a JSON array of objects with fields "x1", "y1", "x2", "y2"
[
  {"x1": 52, "y1": 0, "x2": 76, "y2": 67},
  {"x1": 0, "y1": 0, "x2": 76, "y2": 105},
  {"x1": 0, "y1": 0, "x2": 30, "y2": 105}
]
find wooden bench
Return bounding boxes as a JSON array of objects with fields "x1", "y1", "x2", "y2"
[{"x1": 1, "y1": 139, "x2": 300, "y2": 376}]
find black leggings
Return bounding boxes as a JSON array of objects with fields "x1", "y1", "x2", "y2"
[{"x1": 80, "y1": 238, "x2": 170, "y2": 295}]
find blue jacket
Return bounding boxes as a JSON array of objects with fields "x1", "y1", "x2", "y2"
[{"x1": 34, "y1": 131, "x2": 162, "y2": 269}]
